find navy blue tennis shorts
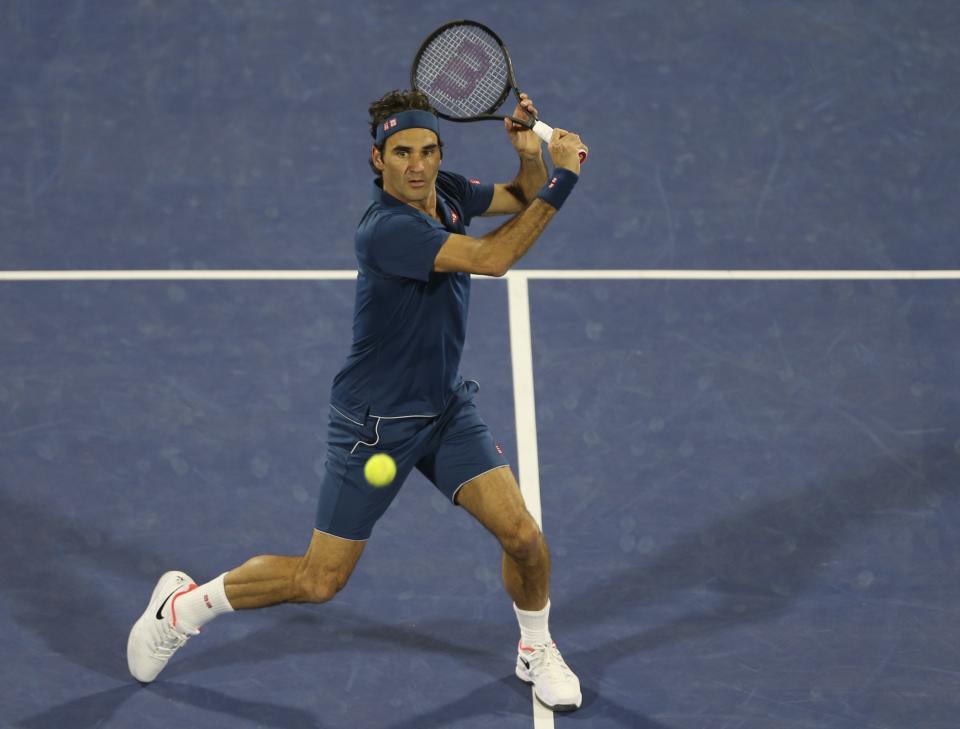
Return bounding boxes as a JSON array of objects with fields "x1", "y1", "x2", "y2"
[{"x1": 314, "y1": 381, "x2": 509, "y2": 540}]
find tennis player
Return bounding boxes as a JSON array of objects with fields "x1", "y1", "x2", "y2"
[{"x1": 127, "y1": 89, "x2": 587, "y2": 712}]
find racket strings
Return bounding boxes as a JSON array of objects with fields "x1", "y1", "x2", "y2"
[{"x1": 415, "y1": 25, "x2": 510, "y2": 118}]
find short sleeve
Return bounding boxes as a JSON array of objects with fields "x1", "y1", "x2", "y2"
[
  {"x1": 438, "y1": 172, "x2": 495, "y2": 224},
  {"x1": 361, "y1": 213, "x2": 450, "y2": 282}
]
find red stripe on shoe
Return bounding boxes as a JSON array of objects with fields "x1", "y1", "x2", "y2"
[{"x1": 169, "y1": 583, "x2": 198, "y2": 627}]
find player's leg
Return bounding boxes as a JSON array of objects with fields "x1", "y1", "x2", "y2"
[
  {"x1": 224, "y1": 528, "x2": 366, "y2": 608},
  {"x1": 127, "y1": 530, "x2": 366, "y2": 683},
  {"x1": 455, "y1": 465, "x2": 549, "y2": 611},
  {"x1": 175, "y1": 530, "x2": 367, "y2": 629},
  {"x1": 457, "y1": 466, "x2": 581, "y2": 711},
  {"x1": 128, "y1": 406, "x2": 413, "y2": 684},
  {"x1": 424, "y1": 391, "x2": 582, "y2": 712}
]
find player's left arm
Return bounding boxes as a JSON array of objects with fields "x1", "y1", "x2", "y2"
[{"x1": 483, "y1": 93, "x2": 549, "y2": 216}]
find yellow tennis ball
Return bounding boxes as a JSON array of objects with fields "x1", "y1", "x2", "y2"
[{"x1": 364, "y1": 453, "x2": 396, "y2": 487}]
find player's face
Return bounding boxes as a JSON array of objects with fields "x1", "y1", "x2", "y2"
[{"x1": 376, "y1": 128, "x2": 441, "y2": 206}]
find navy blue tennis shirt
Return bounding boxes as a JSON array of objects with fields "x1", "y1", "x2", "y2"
[{"x1": 330, "y1": 170, "x2": 495, "y2": 421}]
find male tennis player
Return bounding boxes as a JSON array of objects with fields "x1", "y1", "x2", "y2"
[{"x1": 127, "y1": 89, "x2": 587, "y2": 712}]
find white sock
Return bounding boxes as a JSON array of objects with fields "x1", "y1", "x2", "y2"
[
  {"x1": 515, "y1": 600, "x2": 552, "y2": 646},
  {"x1": 172, "y1": 572, "x2": 234, "y2": 630}
]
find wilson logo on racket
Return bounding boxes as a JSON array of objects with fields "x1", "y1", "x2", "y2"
[
  {"x1": 412, "y1": 20, "x2": 588, "y2": 163},
  {"x1": 430, "y1": 39, "x2": 491, "y2": 100}
]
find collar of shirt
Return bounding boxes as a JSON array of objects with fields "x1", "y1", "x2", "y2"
[{"x1": 371, "y1": 179, "x2": 457, "y2": 230}]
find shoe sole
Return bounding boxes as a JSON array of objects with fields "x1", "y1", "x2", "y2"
[{"x1": 515, "y1": 664, "x2": 582, "y2": 713}]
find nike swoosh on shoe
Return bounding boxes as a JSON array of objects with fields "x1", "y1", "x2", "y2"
[{"x1": 155, "y1": 587, "x2": 184, "y2": 620}]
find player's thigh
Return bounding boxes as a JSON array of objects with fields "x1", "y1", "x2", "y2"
[
  {"x1": 422, "y1": 397, "x2": 508, "y2": 505},
  {"x1": 315, "y1": 406, "x2": 428, "y2": 541},
  {"x1": 456, "y1": 465, "x2": 539, "y2": 543}
]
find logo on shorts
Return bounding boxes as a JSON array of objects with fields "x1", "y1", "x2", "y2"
[
  {"x1": 469, "y1": 178, "x2": 481, "y2": 185},
  {"x1": 450, "y1": 209, "x2": 459, "y2": 224},
  {"x1": 495, "y1": 443, "x2": 504, "y2": 455}
]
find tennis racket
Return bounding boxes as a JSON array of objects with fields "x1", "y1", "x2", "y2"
[{"x1": 411, "y1": 19, "x2": 587, "y2": 163}]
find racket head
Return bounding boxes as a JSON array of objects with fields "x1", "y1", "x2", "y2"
[{"x1": 411, "y1": 19, "x2": 520, "y2": 122}]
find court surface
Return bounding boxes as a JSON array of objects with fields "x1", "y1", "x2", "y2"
[{"x1": 2, "y1": 2, "x2": 959, "y2": 728}]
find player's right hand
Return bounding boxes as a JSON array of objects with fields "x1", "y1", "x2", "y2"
[{"x1": 548, "y1": 129, "x2": 588, "y2": 174}]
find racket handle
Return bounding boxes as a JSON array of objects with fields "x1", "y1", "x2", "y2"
[{"x1": 531, "y1": 120, "x2": 588, "y2": 163}]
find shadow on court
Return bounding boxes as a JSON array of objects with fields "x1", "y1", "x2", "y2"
[
  {"x1": 2, "y1": 478, "x2": 672, "y2": 728},
  {"x1": 0, "y1": 491, "x2": 154, "y2": 681},
  {"x1": 8, "y1": 434, "x2": 954, "y2": 728},
  {"x1": 17, "y1": 685, "x2": 141, "y2": 729},
  {"x1": 170, "y1": 610, "x2": 501, "y2": 680},
  {"x1": 377, "y1": 680, "x2": 674, "y2": 729},
  {"x1": 16, "y1": 682, "x2": 327, "y2": 729},
  {"x1": 0, "y1": 486, "x2": 554, "y2": 726},
  {"x1": 561, "y1": 440, "x2": 957, "y2": 675},
  {"x1": 0, "y1": 490, "x2": 335, "y2": 727}
]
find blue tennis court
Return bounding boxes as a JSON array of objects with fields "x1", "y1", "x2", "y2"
[{"x1": 2, "y1": 2, "x2": 959, "y2": 728}]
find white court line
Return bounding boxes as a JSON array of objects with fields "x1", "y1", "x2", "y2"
[
  {"x1": 0, "y1": 269, "x2": 360, "y2": 281},
  {"x1": 517, "y1": 269, "x2": 960, "y2": 280},
  {"x1": 507, "y1": 275, "x2": 543, "y2": 529},
  {"x1": 3, "y1": 268, "x2": 960, "y2": 281},
  {"x1": 506, "y1": 275, "x2": 554, "y2": 729}
]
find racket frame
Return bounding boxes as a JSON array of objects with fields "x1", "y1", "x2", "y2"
[
  {"x1": 410, "y1": 19, "x2": 534, "y2": 129},
  {"x1": 412, "y1": 19, "x2": 585, "y2": 161}
]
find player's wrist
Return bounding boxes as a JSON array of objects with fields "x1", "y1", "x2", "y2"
[
  {"x1": 518, "y1": 149, "x2": 543, "y2": 163},
  {"x1": 536, "y1": 168, "x2": 578, "y2": 210}
]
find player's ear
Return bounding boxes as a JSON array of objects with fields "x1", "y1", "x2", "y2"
[{"x1": 371, "y1": 145, "x2": 384, "y2": 171}]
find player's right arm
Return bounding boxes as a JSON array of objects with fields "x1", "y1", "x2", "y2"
[
  {"x1": 434, "y1": 129, "x2": 587, "y2": 277},
  {"x1": 434, "y1": 201, "x2": 558, "y2": 277}
]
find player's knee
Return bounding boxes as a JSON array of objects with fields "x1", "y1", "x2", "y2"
[
  {"x1": 295, "y1": 568, "x2": 349, "y2": 604},
  {"x1": 502, "y1": 519, "x2": 544, "y2": 563}
]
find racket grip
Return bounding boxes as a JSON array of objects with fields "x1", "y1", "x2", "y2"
[{"x1": 531, "y1": 120, "x2": 588, "y2": 163}]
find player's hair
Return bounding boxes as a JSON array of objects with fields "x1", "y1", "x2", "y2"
[{"x1": 368, "y1": 89, "x2": 443, "y2": 177}]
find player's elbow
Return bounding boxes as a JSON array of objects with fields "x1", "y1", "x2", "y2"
[
  {"x1": 435, "y1": 234, "x2": 510, "y2": 277},
  {"x1": 466, "y1": 261, "x2": 507, "y2": 278},
  {"x1": 475, "y1": 244, "x2": 511, "y2": 277},
  {"x1": 488, "y1": 260, "x2": 511, "y2": 278}
]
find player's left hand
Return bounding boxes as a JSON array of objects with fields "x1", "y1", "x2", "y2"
[{"x1": 505, "y1": 93, "x2": 542, "y2": 158}]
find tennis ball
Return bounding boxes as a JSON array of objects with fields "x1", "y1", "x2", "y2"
[{"x1": 364, "y1": 453, "x2": 396, "y2": 487}]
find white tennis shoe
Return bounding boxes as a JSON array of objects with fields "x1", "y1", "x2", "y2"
[
  {"x1": 515, "y1": 640, "x2": 583, "y2": 712},
  {"x1": 127, "y1": 570, "x2": 199, "y2": 683}
]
